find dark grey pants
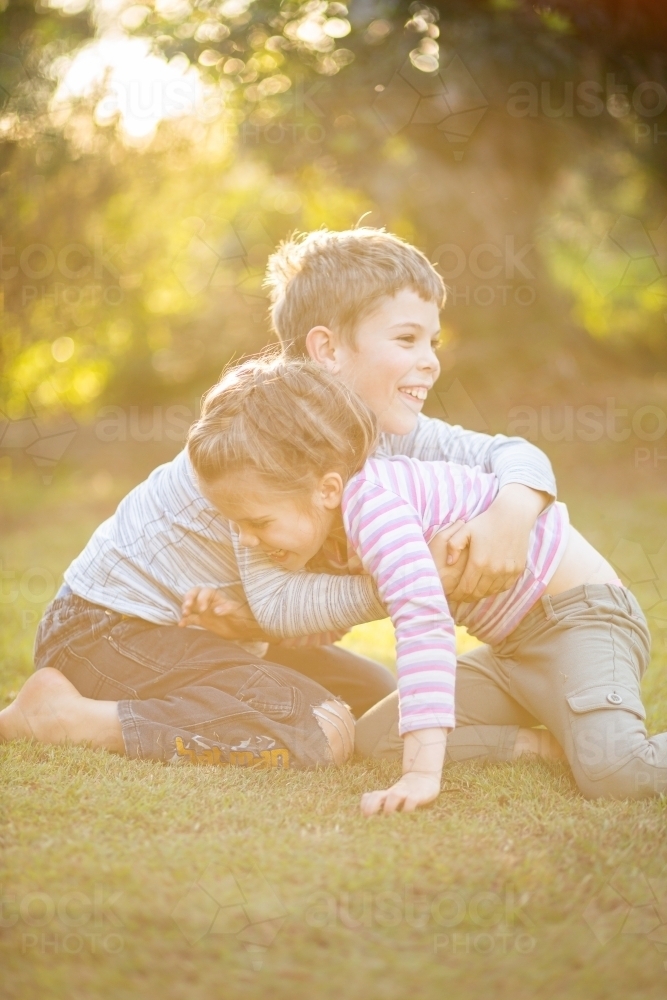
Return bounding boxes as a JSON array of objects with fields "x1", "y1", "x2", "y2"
[
  {"x1": 34, "y1": 589, "x2": 395, "y2": 770},
  {"x1": 356, "y1": 584, "x2": 667, "y2": 800}
]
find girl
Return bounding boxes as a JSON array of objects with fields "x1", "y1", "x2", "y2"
[{"x1": 186, "y1": 355, "x2": 666, "y2": 814}]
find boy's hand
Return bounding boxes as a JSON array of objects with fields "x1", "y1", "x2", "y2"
[
  {"x1": 179, "y1": 588, "x2": 270, "y2": 641},
  {"x1": 360, "y1": 771, "x2": 441, "y2": 816},
  {"x1": 429, "y1": 485, "x2": 550, "y2": 604}
]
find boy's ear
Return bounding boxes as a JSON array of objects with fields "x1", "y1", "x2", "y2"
[{"x1": 305, "y1": 326, "x2": 340, "y2": 372}]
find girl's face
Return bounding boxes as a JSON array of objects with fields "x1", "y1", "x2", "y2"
[
  {"x1": 318, "y1": 289, "x2": 442, "y2": 436},
  {"x1": 201, "y1": 471, "x2": 343, "y2": 571}
]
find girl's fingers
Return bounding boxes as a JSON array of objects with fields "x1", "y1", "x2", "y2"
[
  {"x1": 382, "y1": 790, "x2": 408, "y2": 814},
  {"x1": 361, "y1": 787, "x2": 414, "y2": 816},
  {"x1": 360, "y1": 789, "x2": 390, "y2": 817}
]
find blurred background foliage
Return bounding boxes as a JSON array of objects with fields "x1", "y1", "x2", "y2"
[{"x1": 2, "y1": 0, "x2": 667, "y2": 421}]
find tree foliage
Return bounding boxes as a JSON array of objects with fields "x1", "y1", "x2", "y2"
[{"x1": 2, "y1": 0, "x2": 667, "y2": 420}]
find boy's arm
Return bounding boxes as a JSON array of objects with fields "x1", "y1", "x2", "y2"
[
  {"x1": 383, "y1": 416, "x2": 555, "y2": 601},
  {"x1": 233, "y1": 529, "x2": 387, "y2": 641},
  {"x1": 382, "y1": 414, "x2": 556, "y2": 494}
]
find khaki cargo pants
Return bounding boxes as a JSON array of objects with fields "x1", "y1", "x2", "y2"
[{"x1": 355, "y1": 584, "x2": 667, "y2": 799}]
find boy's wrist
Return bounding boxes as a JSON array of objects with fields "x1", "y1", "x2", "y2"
[{"x1": 496, "y1": 483, "x2": 550, "y2": 519}]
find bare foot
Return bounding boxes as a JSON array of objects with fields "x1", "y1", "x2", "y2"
[
  {"x1": 513, "y1": 727, "x2": 564, "y2": 761},
  {"x1": 313, "y1": 700, "x2": 355, "y2": 765},
  {"x1": 0, "y1": 668, "x2": 124, "y2": 753}
]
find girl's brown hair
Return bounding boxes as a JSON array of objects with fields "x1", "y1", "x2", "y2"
[{"x1": 187, "y1": 353, "x2": 378, "y2": 494}]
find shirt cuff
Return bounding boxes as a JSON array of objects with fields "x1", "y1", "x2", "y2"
[
  {"x1": 494, "y1": 470, "x2": 557, "y2": 500},
  {"x1": 398, "y1": 712, "x2": 456, "y2": 736}
]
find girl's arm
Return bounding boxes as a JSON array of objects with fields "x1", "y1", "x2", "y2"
[
  {"x1": 344, "y1": 478, "x2": 457, "y2": 813},
  {"x1": 344, "y1": 479, "x2": 457, "y2": 734}
]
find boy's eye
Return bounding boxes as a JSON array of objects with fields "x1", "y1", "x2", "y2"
[
  {"x1": 431, "y1": 338, "x2": 443, "y2": 350},
  {"x1": 398, "y1": 334, "x2": 415, "y2": 344}
]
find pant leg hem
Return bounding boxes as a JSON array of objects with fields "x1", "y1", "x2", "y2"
[
  {"x1": 117, "y1": 700, "x2": 142, "y2": 759},
  {"x1": 498, "y1": 725, "x2": 519, "y2": 763}
]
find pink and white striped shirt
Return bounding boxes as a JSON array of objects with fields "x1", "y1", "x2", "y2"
[{"x1": 342, "y1": 456, "x2": 569, "y2": 736}]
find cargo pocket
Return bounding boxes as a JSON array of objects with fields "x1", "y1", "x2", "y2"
[
  {"x1": 566, "y1": 683, "x2": 647, "y2": 781},
  {"x1": 237, "y1": 667, "x2": 300, "y2": 722}
]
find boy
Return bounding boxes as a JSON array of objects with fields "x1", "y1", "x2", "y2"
[{"x1": 1, "y1": 228, "x2": 557, "y2": 773}]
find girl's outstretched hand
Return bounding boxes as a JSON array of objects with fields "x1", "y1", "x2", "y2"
[
  {"x1": 361, "y1": 727, "x2": 447, "y2": 816},
  {"x1": 360, "y1": 771, "x2": 441, "y2": 816}
]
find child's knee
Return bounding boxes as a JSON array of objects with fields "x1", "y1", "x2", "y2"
[
  {"x1": 313, "y1": 700, "x2": 355, "y2": 766},
  {"x1": 354, "y1": 691, "x2": 402, "y2": 761},
  {"x1": 578, "y1": 761, "x2": 667, "y2": 800}
]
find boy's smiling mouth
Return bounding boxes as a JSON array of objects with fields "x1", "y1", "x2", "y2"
[{"x1": 398, "y1": 385, "x2": 430, "y2": 406}]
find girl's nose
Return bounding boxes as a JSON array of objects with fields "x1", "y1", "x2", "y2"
[{"x1": 238, "y1": 529, "x2": 260, "y2": 548}]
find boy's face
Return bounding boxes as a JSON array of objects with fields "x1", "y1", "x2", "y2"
[{"x1": 319, "y1": 289, "x2": 442, "y2": 436}]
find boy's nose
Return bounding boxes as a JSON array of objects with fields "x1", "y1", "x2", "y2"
[
  {"x1": 423, "y1": 339, "x2": 442, "y2": 370},
  {"x1": 418, "y1": 349, "x2": 439, "y2": 372}
]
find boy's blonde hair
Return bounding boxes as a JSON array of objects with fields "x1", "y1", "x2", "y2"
[
  {"x1": 188, "y1": 352, "x2": 378, "y2": 495},
  {"x1": 265, "y1": 227, "x2": 446, "y2": 358}
]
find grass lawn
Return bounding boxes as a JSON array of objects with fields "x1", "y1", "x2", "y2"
[{"x1": 2, "y1": 442, "x2": 667, "y2": 1000}]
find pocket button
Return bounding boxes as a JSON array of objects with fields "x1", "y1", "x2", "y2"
[{"x1": 607, "y1": 692, "x2": 623, "y2": 705}]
